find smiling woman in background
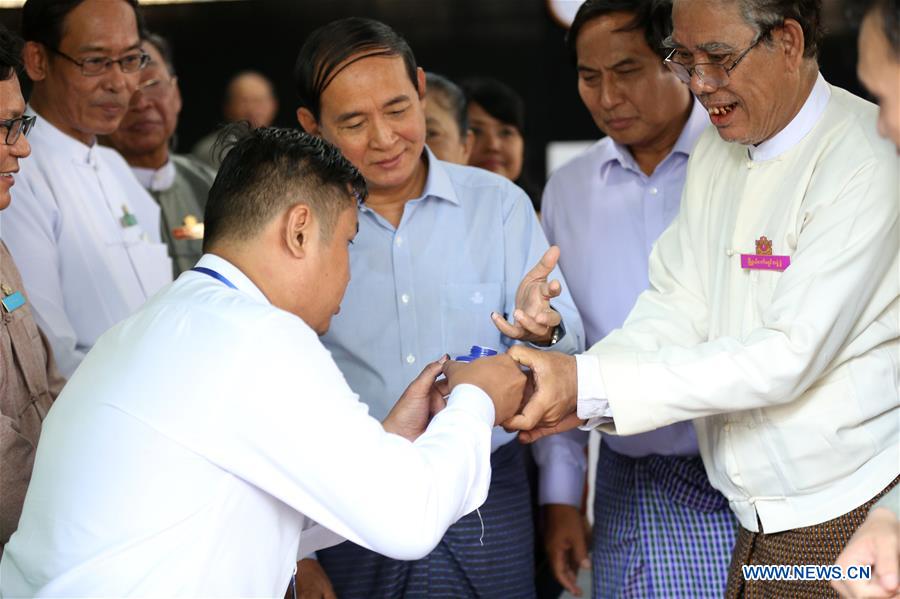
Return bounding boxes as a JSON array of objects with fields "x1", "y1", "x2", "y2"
[{"x1": 463, "y1": 77, "x2": 542, "y2": 212}]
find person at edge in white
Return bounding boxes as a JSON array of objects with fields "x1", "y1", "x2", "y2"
[{"x1": 0, "y1": 127, "x2": 528, "y2": 596}]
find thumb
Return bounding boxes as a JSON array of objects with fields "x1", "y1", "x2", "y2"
[
  {"x1": 507, "y1": 344, "x2": 542, "y2": 370},
  {"x1": 413, "y1": 355, "x2": 448, "y2": 387},
  {"x1": 526, "y1": 245, "x2": 560, "y2": 281}
]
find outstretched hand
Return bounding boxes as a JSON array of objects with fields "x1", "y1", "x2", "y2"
[{"x1": 492, "y1": 246, "x2": 563, "y2": 345}]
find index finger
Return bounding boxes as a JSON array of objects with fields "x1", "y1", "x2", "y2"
[{"x1": 526, "y1": 245, "x2": 561, "y2": 281}]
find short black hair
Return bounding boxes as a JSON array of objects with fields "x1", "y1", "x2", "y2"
[
  {"x1": 856, "y1": 0, "x2": 900, "y2": 58},
  {"x1": 203, "y1": 125, "x2": 367, "y2": 251},
  {"x1": 22, "y1": 0, "x2": 144, "y2": 50},
  {"x1": 294, "y1": 17, "x2": 418, "y2": 122},
  {"x1": 142, "y1": 31, "x2": 175, "y2": 76},
  {"x1": 425, "y1": 72, "x2": 468, "y2": 137},
  {"x1": 0, "y1": 24, "x2": 23, "y2": 82},
  {"x1": 566, "y1": 0, "x2": 675, "y2": 62},
  {"x1": 461, "y1": 77, "x2": 525, "y2": 133}
]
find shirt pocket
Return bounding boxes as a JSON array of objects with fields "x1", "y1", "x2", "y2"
[
  {"x1": 441, "y1": 282, "x2": 503, "y2": 357},
  {"x1": 749, "y1": 268, "x2": 787, "y2": 314},
  {"x1": 107, "y1": 225, "x2": 173, "y2": 296},
  {"x1": 757, "y1": 372, "x2": 872, "y2": 494}
]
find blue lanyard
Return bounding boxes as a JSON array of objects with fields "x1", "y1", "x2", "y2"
[{"x1": 191, "y1": 267, "x2": 238, "y2": 290}]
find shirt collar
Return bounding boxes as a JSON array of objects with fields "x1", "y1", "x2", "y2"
[
  {"x1": 415, "y1": 146, "x2": 460, "y2": 205},
  {"x1": 191, "y1": 253, "x2": 271, "y2": 305},
  {"x1": 357, "y1": 147, "x2": 459, "y2": 221},
  {"x1": 26, "y1": 105, "x2": 99, "y2": 166},
  {"x1": 748, "y1": 72, "x2": 830, "y2": 161},
  {"x1": 132, "y1": 160, "x2": 177, "y2": 192},
  {"x1": 598, "y1": 96, "x2": 708, "y2": 176}
]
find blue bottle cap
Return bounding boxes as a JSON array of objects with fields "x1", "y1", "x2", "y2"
[
  {"x1": 454, "y1": 345, "x2": 499, "y2": 362},
  {"x1": 469, "y1": 345, "x2": 499, "y2": 357}
]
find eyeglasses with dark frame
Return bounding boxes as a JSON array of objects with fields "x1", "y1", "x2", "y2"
[
  {"x1": 0, "y1": 115, "x2": 36, "y2": 145},
  {"x1": 664, "y1": 30, "x2": 770, "y2": 88},
  {"x1": 48, "y1": 46, "x2": 150, "y2": 77}
]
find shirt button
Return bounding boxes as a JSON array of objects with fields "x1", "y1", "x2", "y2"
[
  {"x1": 406, "y1": 354, "x2": 416, "y2": 364},
  {"x1": 395, "y1": 236, "x2": 403, "y2": 247},
  {"x1": 723, "y1": 424, "x2": 732, "y2": 432},
  {"x1": 400, "y1": 293, "x2": 410, "y2": 304},
  {"x1": 649, "y1": 187, "x2": 658, "y2": 195},
  {"x1": 726, "y1": 248, "x2": 734, "y2": 257}
]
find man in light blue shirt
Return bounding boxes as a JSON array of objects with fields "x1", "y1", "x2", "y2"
[
  {"x1": 294, "y1": 16, "x2": 584, "y2": 599},
  {"x1": 535, "y1": 1, "x2": 737, "y2": 597}
]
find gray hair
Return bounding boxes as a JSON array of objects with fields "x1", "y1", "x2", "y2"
[{"x1": 732, "y1": 0, "x2": 823, "y2": 57}]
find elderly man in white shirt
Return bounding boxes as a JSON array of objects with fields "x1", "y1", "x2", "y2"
[
  {"x1": 0, "y1": 126, "x2": 530, "y2": 596},
  {"x1": 504, "y1": 0, "x2": 899, "y2": 597},
  {"x1": 2, "y1": 0, "x2": 172, "y2": 378}
]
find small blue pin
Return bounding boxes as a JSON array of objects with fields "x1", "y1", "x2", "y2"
[{"x1": 1, "y1": 283, "x2": 25, "y2": 313}]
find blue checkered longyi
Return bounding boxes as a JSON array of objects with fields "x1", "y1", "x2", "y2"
[{"x1": 591, "y1": 441, "x2": 738, "y2": 598}]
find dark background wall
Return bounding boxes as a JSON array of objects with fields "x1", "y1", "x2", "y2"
[{"x1": 0, "y1": 0, "x2": 864, "y2": 186}]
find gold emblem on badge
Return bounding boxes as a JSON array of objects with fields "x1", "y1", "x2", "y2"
[{"x1": 755, "y1": 236, "x2": 773, "y2": 256}]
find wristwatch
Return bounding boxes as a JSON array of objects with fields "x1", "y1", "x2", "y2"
[{"x1": 549, "y1": 320, "x2": 565, "y2": 346}]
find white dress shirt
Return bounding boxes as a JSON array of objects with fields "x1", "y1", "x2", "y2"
[
  {"x1": 578, "y1": 76, "x2": 899, "y2": 532},
  {"x1": 0, "y1": 254, "x2": 496, "y2": 597},
  {"x1": 2, "y1": 108, "x2": 172, "y2": 377}
]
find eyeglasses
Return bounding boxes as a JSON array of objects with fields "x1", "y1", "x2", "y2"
[
  {"x1": 0, "y1": 115, "x2": 36, "y2": 145},
  {"x1": 136, "y1": 75, "x2": 177, "y2": 101},
  {"x1": 48, "y1": 47, "x2": 150, "y2": 76},
  {"x1": 664, "y1": 32, "x2": 768, "y2": 88}
]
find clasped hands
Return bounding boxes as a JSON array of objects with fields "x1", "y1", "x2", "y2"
[{"x1": 383, "y1": 246, "x2": 584, "y2": 442}]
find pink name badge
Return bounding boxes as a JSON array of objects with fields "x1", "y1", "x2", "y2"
[
  {"x1": 741, "y1": 236, "x2": 791, "y2": 272},
  {"x1": 741, "y1": 254, "x2": 791, "y2": 271}
]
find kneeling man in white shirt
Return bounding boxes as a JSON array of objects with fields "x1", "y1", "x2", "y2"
[{"x1": 0, "y1": 126, "x2": 526, "y2": 597}]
